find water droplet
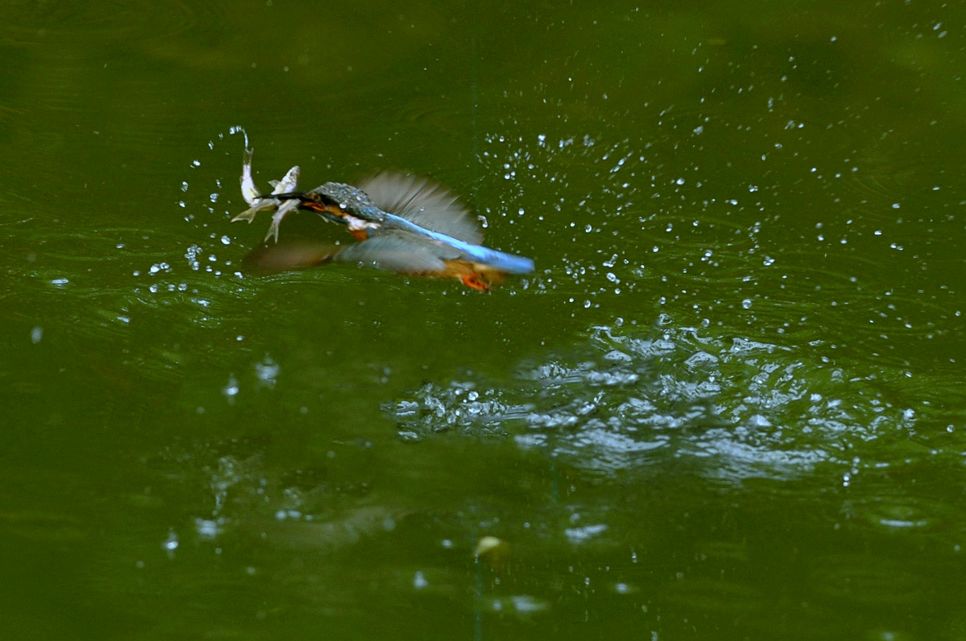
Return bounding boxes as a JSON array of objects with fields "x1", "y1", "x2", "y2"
[
  {"x1": 255, "y1": 358, "x2": 279, "y2": 387},
  {"x1": 413, "y1": 571, "x2": 429, "y2": 589},
  {"x1": 162, "y1": 530, "x2": 179, "y2": 552},
  {"x1": 223, "y1": 375, "x2": 240, "y2": 399}
]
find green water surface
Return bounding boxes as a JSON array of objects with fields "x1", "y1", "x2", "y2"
[{"x1": 1, "y1": 1, "x2": 964, "y2": 639}]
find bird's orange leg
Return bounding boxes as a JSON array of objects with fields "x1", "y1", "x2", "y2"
[{"x1": 459, "y1": 274, "x2": 491, "y2": 291}]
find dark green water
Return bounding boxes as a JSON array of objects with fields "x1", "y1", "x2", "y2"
[{"x1": 1, "y1": 2, "x2": 964, "y2": 639}]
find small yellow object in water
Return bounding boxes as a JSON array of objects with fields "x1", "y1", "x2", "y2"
[
  {"x1": 474, "y1": 535, "x2": 507, "y2": 558},
  {"x1": 475, "y1": 535, "x2": 510, "y2": 572}
]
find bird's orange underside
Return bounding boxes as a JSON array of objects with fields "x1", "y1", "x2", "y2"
[{"x1": 298, "y1": 200, "x2": 503, "y2": 291}]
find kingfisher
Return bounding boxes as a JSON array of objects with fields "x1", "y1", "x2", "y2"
[{"x1": 232, "y1": 149, "x2": 534, "y2": 291}]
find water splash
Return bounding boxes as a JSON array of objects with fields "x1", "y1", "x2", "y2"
[{"x1": 387, "y1": 315, "x2": 936, "y2": 482}]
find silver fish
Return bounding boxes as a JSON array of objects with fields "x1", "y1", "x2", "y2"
[{"x1": 232, "y1": 148, "x2": 300, "y2": 243}]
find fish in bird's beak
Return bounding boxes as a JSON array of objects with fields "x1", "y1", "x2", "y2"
[{"x1": 231, "y1": 148, "x2": 300, "y2": 243}]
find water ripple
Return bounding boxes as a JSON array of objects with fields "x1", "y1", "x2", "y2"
[{"x1": 0, "y1": 1, "x2": 214, "y2": 46}]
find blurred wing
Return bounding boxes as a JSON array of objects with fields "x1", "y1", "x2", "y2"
[
  {"x1": 358, "y1": 172, "x2": 483, "y2": 245},
  {"x1": 243, "y1": 240, "x2": 340, "y2": 273},
  {"x1": 334, "y1": 232, "x2": 455, "y2": 274}
]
